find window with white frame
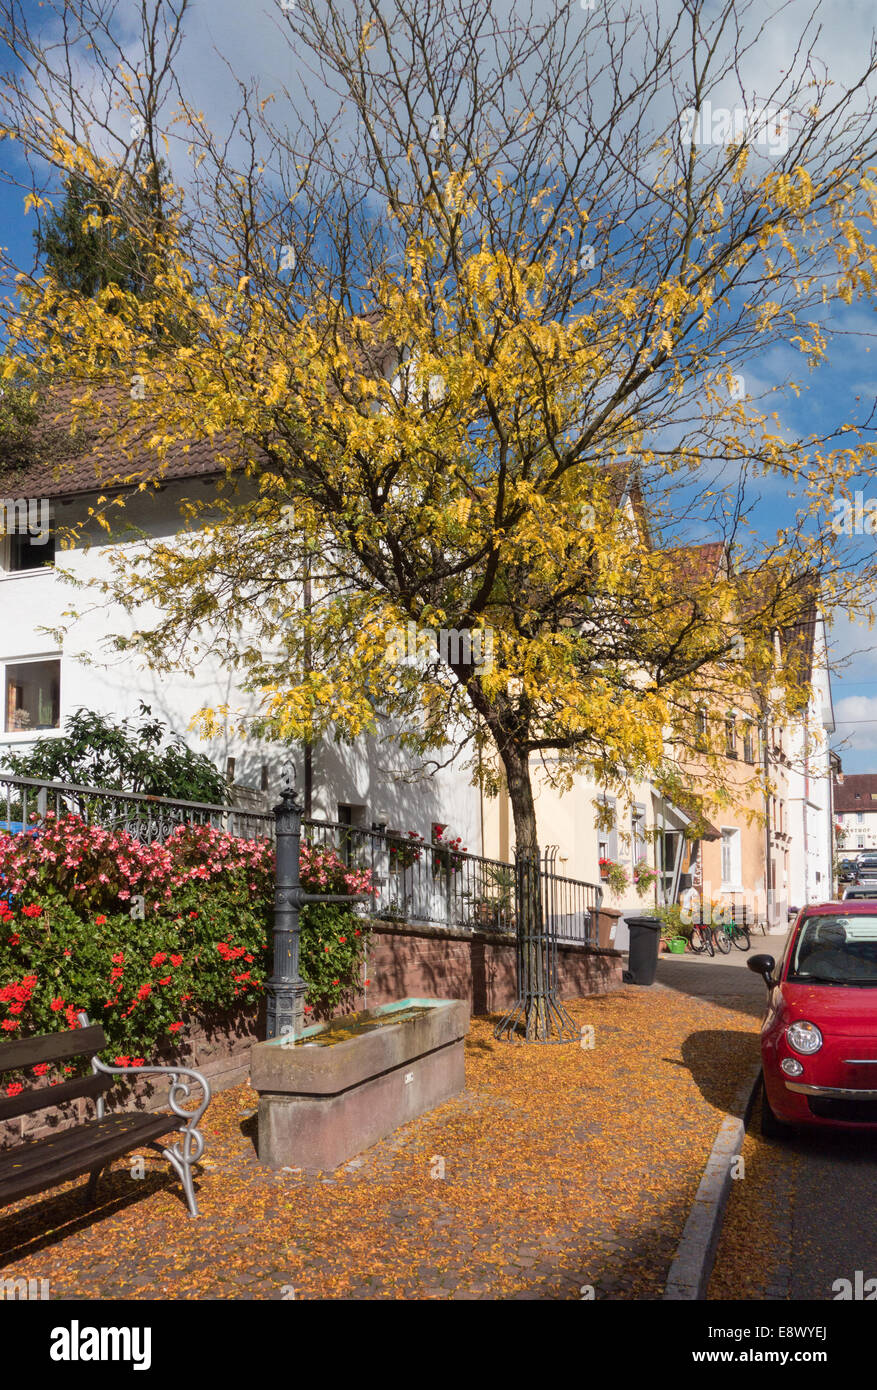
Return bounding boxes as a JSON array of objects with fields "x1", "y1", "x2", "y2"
[
  {"x1": 3, "y1": 659, "x2": 60, "y2": 732},
  {"x1": 0, "y1": 500, "x2": 55, "y2": 573},
  {"x1": 720, "y1": 827, "x2": 742, "y2": 887},
  {"x1": 631, "y1": 804, "x2": 647, "y2": 864}
]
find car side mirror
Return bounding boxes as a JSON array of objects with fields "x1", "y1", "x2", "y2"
[{"x1": 747, "y1": 953, "x2": 776, "y2": 987}]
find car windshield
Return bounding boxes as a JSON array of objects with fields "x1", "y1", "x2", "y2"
[{"x1": 789, "y1": 915, "x2": 877, "y2": 985}]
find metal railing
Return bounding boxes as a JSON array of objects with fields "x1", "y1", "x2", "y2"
[
  {"x1": 0, "y1": 773, "x2": 274, "y2": 844},
  {"x1": 540, "y1": 846, "x2": 603, "y2": 945},
  {"x1": 303, "y1": 819, "x2": 603, "y2": 942},
  {"x1": 0, "y1": 772, "x2": 604, "y2": 942}
]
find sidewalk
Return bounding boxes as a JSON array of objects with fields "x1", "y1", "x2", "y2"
[{"x1": 0, "y1": 987, "x2": 761, "y2": 1300}]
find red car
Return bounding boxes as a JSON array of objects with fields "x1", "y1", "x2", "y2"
[{"x1": 749, "y1": 901, "x2": 877, "y2": 1136}]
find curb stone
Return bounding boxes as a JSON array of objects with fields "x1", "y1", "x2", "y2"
[{"x1": 662, "y1": 1064, "x2": 762, "y2": 1300}]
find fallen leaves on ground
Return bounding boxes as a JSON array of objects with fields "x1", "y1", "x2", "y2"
[{"x1": 1, "y1": 987, "x2": 760, "y2": 1299}]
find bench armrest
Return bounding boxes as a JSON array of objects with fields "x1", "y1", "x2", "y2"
[{"x1": 76, "y1": 1012, "x2": 211, "y2": 1141}]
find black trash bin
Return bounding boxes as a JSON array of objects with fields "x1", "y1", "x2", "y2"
[{"x1": 624, "y1": 915, "x2": 661, "y2": 986}]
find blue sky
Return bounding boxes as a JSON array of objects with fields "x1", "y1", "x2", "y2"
[{"x1": 0, "y1": 0, "x2": 876, "y2": 769}]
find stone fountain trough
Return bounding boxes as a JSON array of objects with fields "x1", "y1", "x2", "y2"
[{"x1": 250, "y1": 997, "x2": 470, "y2": 1170}]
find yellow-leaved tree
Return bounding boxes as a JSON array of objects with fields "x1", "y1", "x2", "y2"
[{"x1": 2, "y1": 0, "x2": 876, "y2": 1035}]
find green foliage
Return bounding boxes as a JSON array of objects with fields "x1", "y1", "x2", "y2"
[
  {"x1": 2, "y1": 704, "x2": 228, "y2": 804},
  {"x1": 0, "y1": 378, "x2": 86, "y2": 475},
  {"x1": 35, "y1": 168, "x2": 164, "y2": 301},
  {"x1": 0, "y1": 817, "x2": 372, "y2": 1065},
  {"x1": 652, "y1": 904, "x2": 691, "y2": 941}
]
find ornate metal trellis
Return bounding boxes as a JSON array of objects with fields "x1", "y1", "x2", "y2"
[{"x1": 494, "y1": 849, "x2": 581, "y2": 1044}]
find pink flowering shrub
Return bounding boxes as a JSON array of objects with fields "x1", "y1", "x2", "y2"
[{"x1": 0, "y1": 814, "x2": 373, "y2": 1067}]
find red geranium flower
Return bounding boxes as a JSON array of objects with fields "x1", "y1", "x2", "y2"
[
  {"x1": 21, "y1": 904, "x2": 42, "y2": 918},
  {"x1": 50, "y1": 998, "x2": 64, "y2": 1012},
  {"x1": 33, "y1": 1063, "x2": 50, "y2": 1076},
  {"x1": 111, "y1": 952, "x2": 124, "y2": 965},
  {"x1": 95, "y1": 914, "x2": 107, "y2": 925},
  {"x1": 7, "y1": 934, "x2": 19, "y2": 946},
  {"x1": 169, "y1": 1022, "x2": 184, "y2": 1033},
  {"x1": 170, "y1": 954, "x2": 183, "y2": 967},
  {"x1": 151, "y1": 952, "x2": 167, "y2": 966},
  {"x1": 6, "y1": 1083, "x2": 23, "y2": 1096}
]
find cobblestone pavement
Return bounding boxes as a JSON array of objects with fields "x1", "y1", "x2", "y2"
[
  {"x1": 709, "y1": 1093, "x2": 877, "y2": 1301},
  {"x1": 1, "y1": 990, "x2": 760, "y2": 1300}
]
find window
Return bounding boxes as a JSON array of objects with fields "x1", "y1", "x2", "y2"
[
  {"x1": 694, "y1": 710, "x2": 708, "y2": 751},
  {"x1": 1, "y1": 501, "x2": 55, "y2": 572},
  {"x1": 858, "y1": 812, "x2": 864, "y2": 824},
  {"x1": 742, "y1": 723, "x2": 755, "y2": 764},
  {"x1": 631, "y1": 804, "x2": 647, "y2": 864},
  {"x1": 721, "y1": 828, "x2": 741, "y2": 886},
  {"x1": 725, "y1": 713, "x2": 737, "y2": 758},
  {"x1": 598, "y1": 794, "x2": 618, "y2": 861},
  {"x1": 4, "y1": 660, "x2": 60, "y2": 732},
  {"x1": 7, "y1": 531, "x2": 55, "y2": 572},
  {"x1": 337, "y1": 803, "x2": 366, "y2": 866}
]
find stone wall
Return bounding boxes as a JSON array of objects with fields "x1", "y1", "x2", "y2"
[
  {"x1": 0, "y1": 915, "x2": 621, "y2": 1148},
  {"x1": 352, "y1": 913, "x2": 621, "y2": 1015}
]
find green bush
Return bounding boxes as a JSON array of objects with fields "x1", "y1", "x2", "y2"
[{"x1": 0, "y1": 815, "x2": 373, "y2": 1069}]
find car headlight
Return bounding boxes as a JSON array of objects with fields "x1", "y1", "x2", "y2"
[
  {"x1": 781, "y1": 1057, "x2": 804, "y2": 1076},
  {"x1": 786, "y1": 1020, "x2": 823, "y2": 1055}
]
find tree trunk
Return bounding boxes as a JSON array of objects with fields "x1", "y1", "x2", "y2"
[{"x1": 499, "y1": 742, "x2": 549, "y2": 1039}]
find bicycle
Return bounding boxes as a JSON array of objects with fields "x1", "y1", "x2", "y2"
[
  {"x1": 689, "y1": 922, "x2": 715, "y2": 956},
  {"x1": 713, "y1": 918, "x2": 752, "y2": 953}
]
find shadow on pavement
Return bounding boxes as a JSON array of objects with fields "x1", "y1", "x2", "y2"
[
  {"x1": 653, "y1": 958, "x2": 768, "y2": 1020},
  {"x1": 675, "y1": 1028, "x2": 762, "y2": 1113}
]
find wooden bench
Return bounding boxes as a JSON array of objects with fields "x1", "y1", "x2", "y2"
[{"x1": 0, "y1": 1013, "x2": 211, "y2": 1218}]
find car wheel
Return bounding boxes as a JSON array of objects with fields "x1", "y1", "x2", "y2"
[{"x1": 760, "y1": 1078, "x2": 793, "y2": 1139}]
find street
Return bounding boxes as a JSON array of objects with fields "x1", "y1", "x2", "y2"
[{"x1": 655, "y1": 932, "x2": 877, "y2": 1300}]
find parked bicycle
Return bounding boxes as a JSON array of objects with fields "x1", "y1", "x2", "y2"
[
  {"x1": 712, "y1": 918, "x2": 752, "y2": 953},
  {"x1": 689, "y1": 922, "x2": 715, "y2": 956}
]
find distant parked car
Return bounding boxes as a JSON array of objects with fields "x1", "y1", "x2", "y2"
[
  {"x1": 856, "y1": 856, "x2": 877, "y2": 885},
  {"x1": 749, "y1": 902, "x2": 877, "y2": 1135},
  {"x1": 843, "y1": 886, "x2": 877, "y2": 900},
  {"x1": 838, "y1": 859, "x2": 858, "y2": 883}
]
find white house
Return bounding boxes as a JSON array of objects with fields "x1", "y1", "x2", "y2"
[{"x1": 833, "y1": 773, "x2": 877, "y2": 853}]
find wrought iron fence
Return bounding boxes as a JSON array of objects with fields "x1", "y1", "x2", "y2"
[
  {"x1": 0, "y1": 773, "x2": 274, "y2": 844},
  {"x1": 0, "y1": 771, "x2": 603, "y2": 942},
  {"x1": 302, "y1": 819, "x2": 603, "y2": 942},
  {"x1": 539, "y1": 846, "x2": 603, "y2": 945}
]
